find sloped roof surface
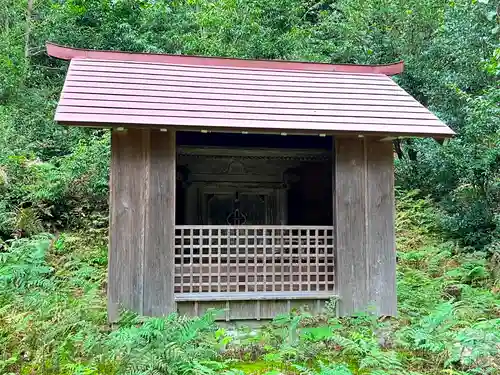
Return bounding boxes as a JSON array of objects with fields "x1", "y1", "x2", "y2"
[{"x1": 50, "y1": 46, "x2": 454, "y2": 137}]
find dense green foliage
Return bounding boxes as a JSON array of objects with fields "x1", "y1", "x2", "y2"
[
  {"x1": 0, "y1": 0, "x2": 499, "y2": 249},
  {"x1": 0, "y1": 0, "x2": 499, "y2": 374},
  {"x1": 0, "y1": 191, "x2": 498, "y2": 374}
]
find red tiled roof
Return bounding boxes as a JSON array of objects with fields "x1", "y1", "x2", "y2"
[{"x1": 48, "y1": 43, "x2": 454, "y2": 137}]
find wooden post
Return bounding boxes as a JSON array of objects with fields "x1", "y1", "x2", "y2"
[
  {"x1": 143, "y1": 129, "x2": 176, "y2": 315},
  {"x1": 108, "y1": 128, "x2": 176, "y2": 321},
  {"x1": 278, "y1": 189, "x2": 288, "y2": 224},
  {"x1": 185, "y1": 184, "x2": 198, "y2": 224},
  {"x1": 108, "y1": 129, "x2": 148, "y2": 321},
  {"x1": 334, "y1": 136, "x2": 396, "y2": 316}
]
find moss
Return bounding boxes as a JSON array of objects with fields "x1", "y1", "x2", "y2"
[{"x1": 233, "y1": 360, "x2": 293, "y2": 374}]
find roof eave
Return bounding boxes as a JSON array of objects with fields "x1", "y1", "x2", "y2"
[
  {"x1": 46, "y1": 42, "x2": 404, "y2": 76},
  {"x1": 54, "y1": 119, "x2": 455, "y2": 139}
]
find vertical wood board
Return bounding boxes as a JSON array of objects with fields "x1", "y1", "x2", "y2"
[
  {"x1": 366, "y1": 141, "x2": 397, "y2": 315},
  {"x1": 108, "y1": 129, "x2": 149, "y2": 319},
  {"x1": 334, "y1": 137, "x2": 396, "y2": 316},
  {"x1": 335, "y1": 138, "x2": 368, "y2": 315},
  {"x1": 143, "y1": 130, "x2": 177, "y2": 315},
  {"x1": 108, "y1": 128, "x2": 177, "y2": 320}
]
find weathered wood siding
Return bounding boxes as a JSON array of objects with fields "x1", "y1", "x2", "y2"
[
  {"x1": 108, "y1": 128, "x2": 176, "y2": 321},
  {"x1": 176, "y1": 293, "x2": 330, "y2": 321},
  {"x1": 334, "y1": 137, "x2": 396, "y2": 316}
]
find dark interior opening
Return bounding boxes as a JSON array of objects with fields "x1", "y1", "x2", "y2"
[
  {"x1": 175, "y1": 131, "x2": 333, "y2": 226},
  {"x1": 176, "y1": 131, "x2": 333, "y2": 150}
]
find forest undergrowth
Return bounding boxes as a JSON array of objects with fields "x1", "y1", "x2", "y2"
[{"x1": 0, "y1": 190, "x2": 498, "y2": 375}]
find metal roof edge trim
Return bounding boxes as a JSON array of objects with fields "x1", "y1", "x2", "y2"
[{"x1": 46, "y1": 42, "x2": 404, "y2": 75}]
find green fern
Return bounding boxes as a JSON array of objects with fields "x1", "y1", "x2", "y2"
[
  {"x1": 0, "y1": 235, "x2": 54, "y2": 291},
  {"x1": 107, "y1": 311, "x2": 223, "y2": 375},
  {"x1": 359, "y1": 349, "x2": 406, "y2": 375},
  {"x1": 445, "y1": 319, "x2": 500, "y2": 372}
]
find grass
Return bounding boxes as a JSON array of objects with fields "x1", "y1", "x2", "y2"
[{"x1": 0, "y1": 190, "x2": 498, "y2": 375}]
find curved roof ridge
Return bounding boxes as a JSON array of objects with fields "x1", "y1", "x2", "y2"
[{"x1": 46, "y1": 42, "x2": 404, "y2": 76}]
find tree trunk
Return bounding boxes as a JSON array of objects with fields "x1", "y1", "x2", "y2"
[
  {"x1": 25, "y1": 0, "x2": 33, "y2": 59},
  {"x1": 393, "y1": 140, "x2": 404, "y2": 160}
]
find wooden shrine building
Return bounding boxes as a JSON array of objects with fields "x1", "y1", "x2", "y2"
[{"x1": 47, "y1": 43, "x2": 454, "y2": 322}]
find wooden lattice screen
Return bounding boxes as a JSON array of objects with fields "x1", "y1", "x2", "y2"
[{"x1": 174, "y1": 226, "x2": 335, "y2": 294}]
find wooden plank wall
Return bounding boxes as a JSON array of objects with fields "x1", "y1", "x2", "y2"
[
  {"x1": 334, "y1": 137, "x2": 396, "y2": 316},
  {"x1": 177, "y1": 298, "x2": 328, "y2": 321},
  {"x1": 108, "y1": 128, "x2": 176, "y2": 321}
]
